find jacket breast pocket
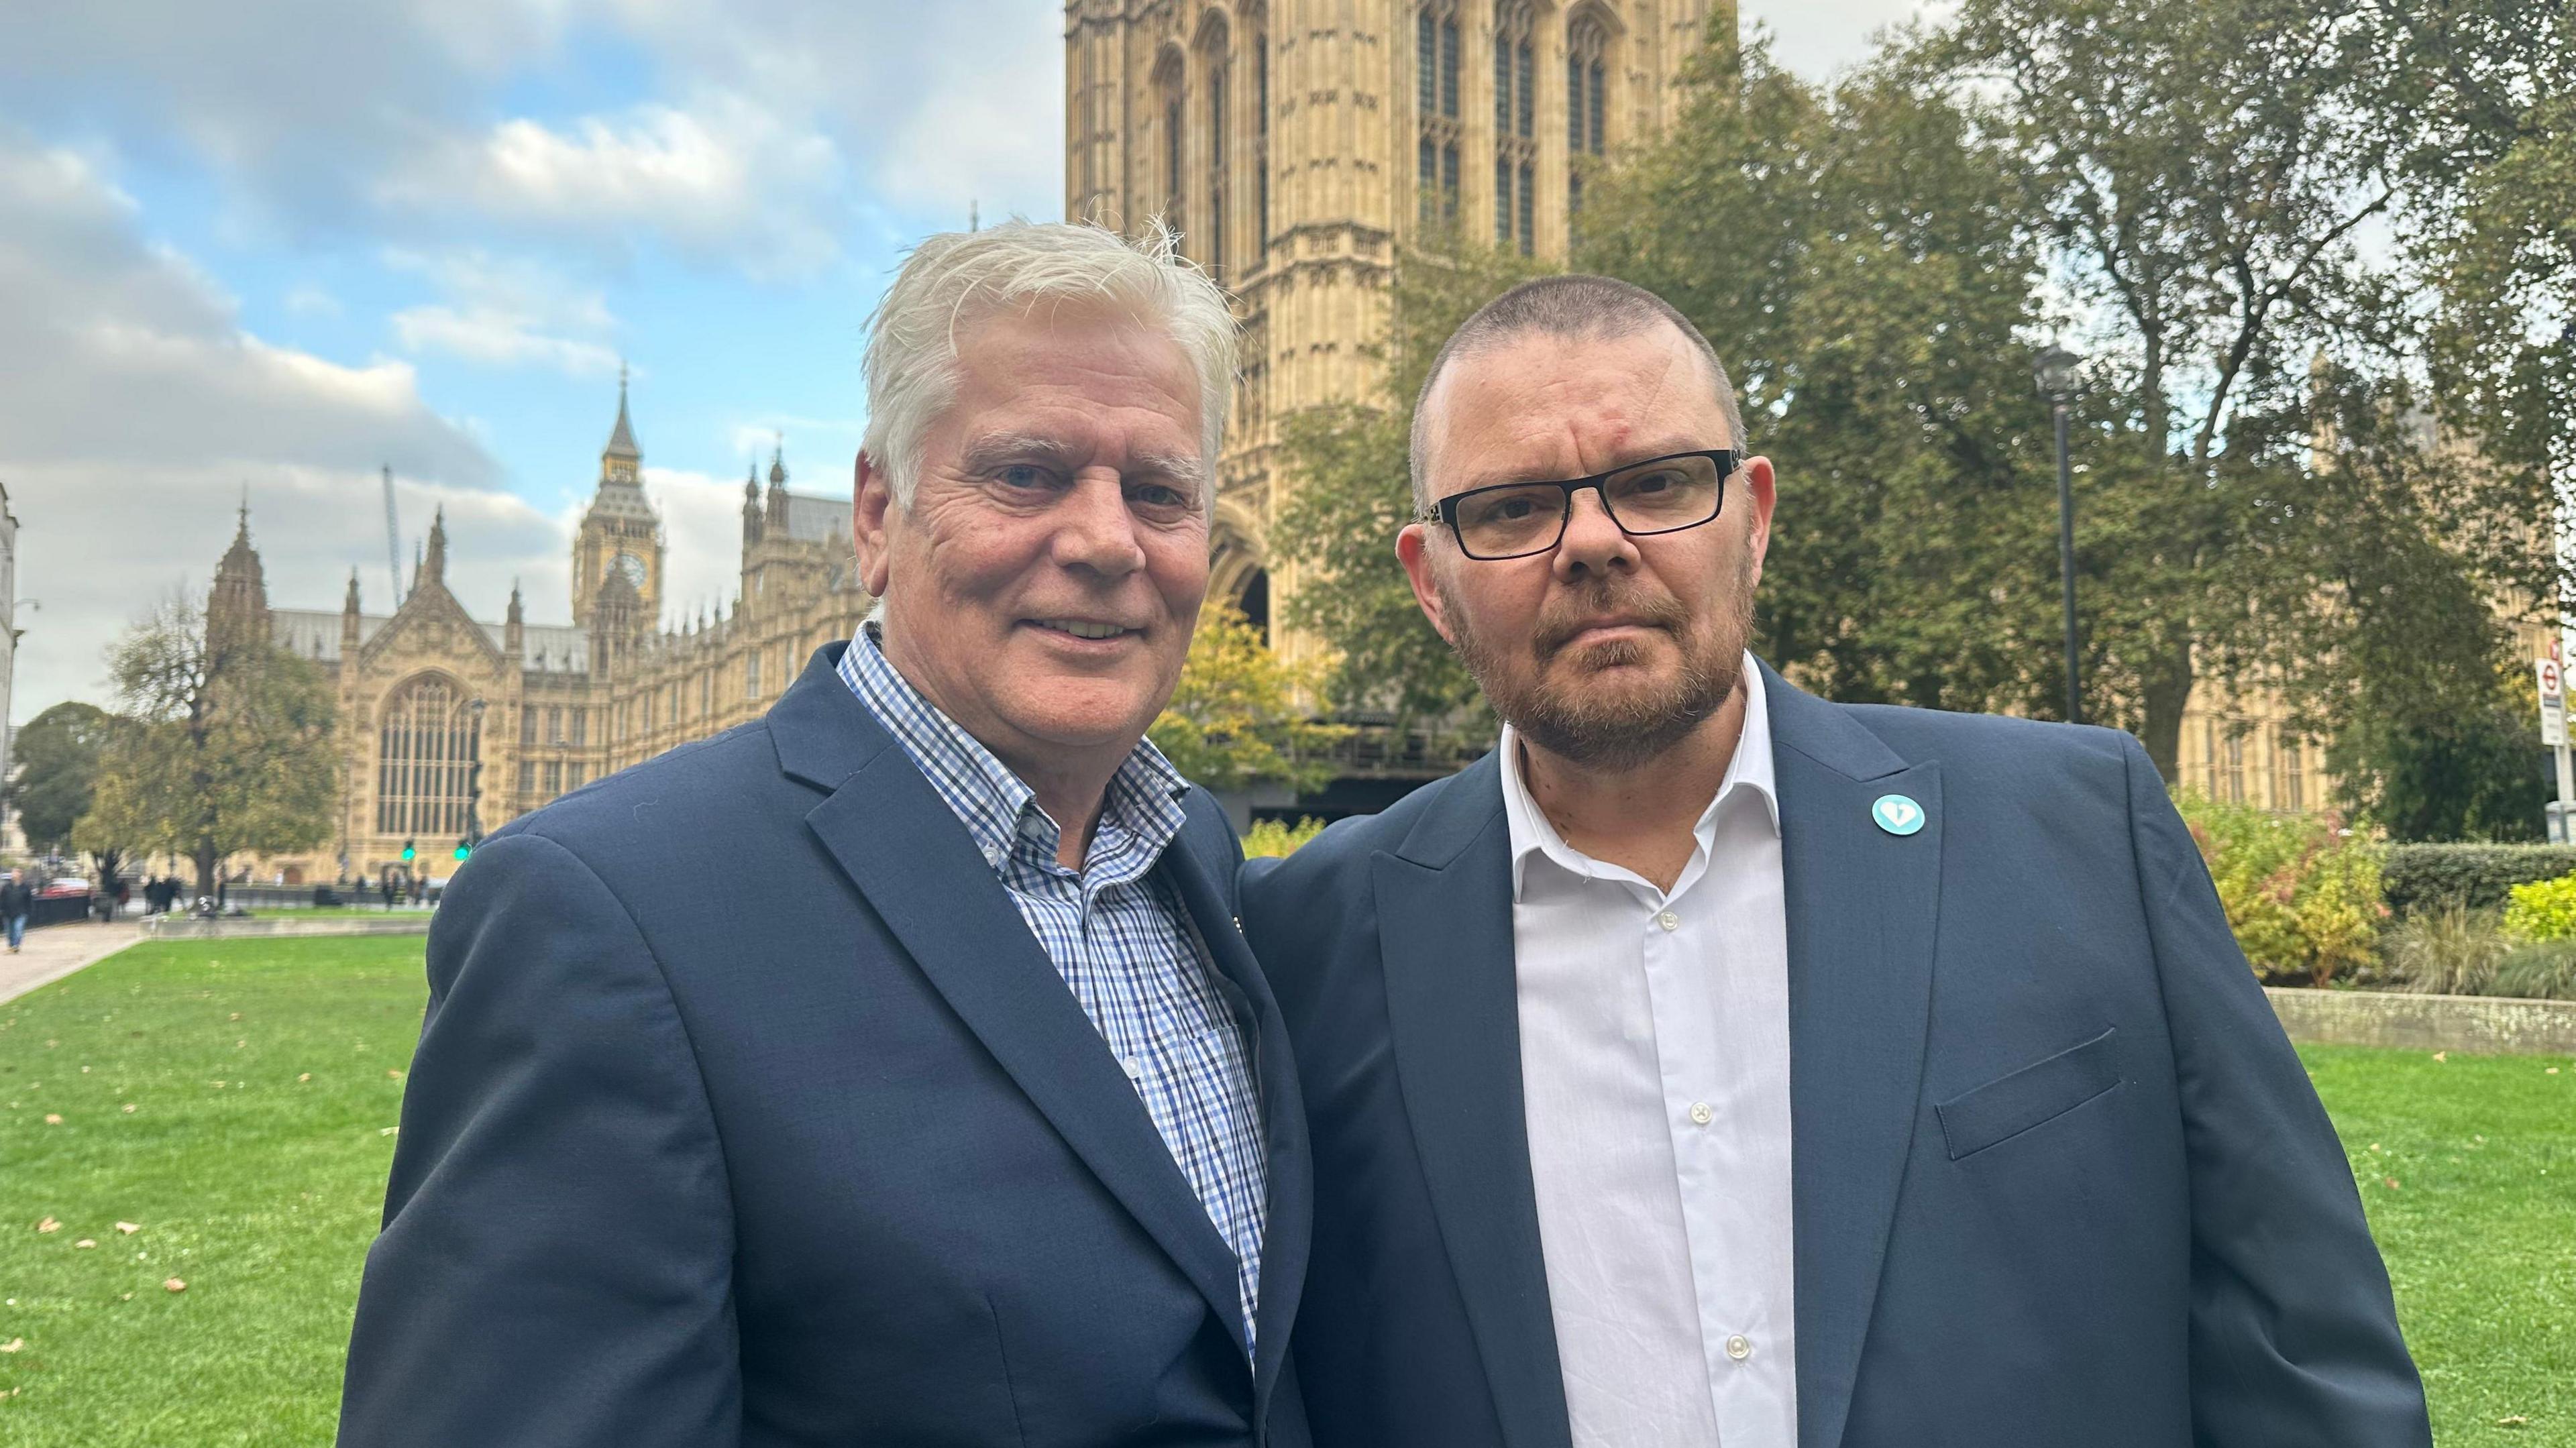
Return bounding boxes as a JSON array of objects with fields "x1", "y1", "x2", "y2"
[{"x1": 1935, "y1": 1027, "x2": 2123, "y2": 1160}]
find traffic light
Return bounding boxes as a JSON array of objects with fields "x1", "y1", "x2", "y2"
[
  {"x1": 400, "y1": 838, "x2": 416, "y2": 863},
  {"x1": 453, "y1": 839, "x2": 472, "y2": 862}
]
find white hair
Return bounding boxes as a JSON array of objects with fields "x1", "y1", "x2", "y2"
[{"x1": 861, "y1": 219, "x2": 1238, "y2": 511}]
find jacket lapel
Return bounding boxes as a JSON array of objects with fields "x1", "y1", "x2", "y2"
[
  {"x1": 1164, "y1": 811, "x2": 1312, "y2": 1415},
  {"x1": 768, "y1": 650, "x2": 1247, "y2": 1347},
  {"x1": 1762, "y1": 665, "x2": 1941, "y2": 1448},
  {"x1": 1372, "y1": 755, "x2": 1576, "y2": 1448}
]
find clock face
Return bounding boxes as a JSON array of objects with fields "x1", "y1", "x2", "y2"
[{"x1": 612, "y1": 552, "x2": 647, "y2": 588}]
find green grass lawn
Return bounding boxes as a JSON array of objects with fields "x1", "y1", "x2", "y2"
[
  {"x1": 2302, "y1": 1043, "x2": 2576, "y2": 1445},
  {"x1": 0, "y1": 938, "x2": 419, "y2": 1446},
  {"x1": 0, "y1": 940, "x2": 2568, "y2": 1444}
]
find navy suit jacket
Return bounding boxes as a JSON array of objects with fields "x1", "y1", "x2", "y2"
[
  {"x1": 340, "y1": 645, "x2": 1311, "y2": 1448},
  {"x1": 1240, "y1": 661, "x2": 2427, "y2": 1448}
]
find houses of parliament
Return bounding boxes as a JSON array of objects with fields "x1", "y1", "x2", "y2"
[{"x1": 219, "y1": 0, "x2": 2339, "y2": 883}]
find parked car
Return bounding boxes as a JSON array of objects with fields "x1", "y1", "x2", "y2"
[{"x1": 37, "y1": 878, "x2": 92, "y2": 897}]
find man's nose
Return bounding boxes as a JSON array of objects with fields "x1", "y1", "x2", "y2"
[
  {"x1": 1553, "y1": 487, "x2": 1637, "y2": 580},
  {"x1": 1051, "y1": 471, "x2": 1148, "y2": 576}
]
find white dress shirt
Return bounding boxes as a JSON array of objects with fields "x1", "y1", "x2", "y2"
[{"x1": 1502, "y1": 653, "x2": 1798, "y2": 1448}]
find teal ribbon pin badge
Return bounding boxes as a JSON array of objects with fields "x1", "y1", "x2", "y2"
[{"x1": 1872, "y1": 793, "x2": 1925, "y2": 837}]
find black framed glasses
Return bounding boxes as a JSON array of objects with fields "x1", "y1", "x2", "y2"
[{"x1": 1430, "y1": 448, "x2": 1739, "y2": 560}]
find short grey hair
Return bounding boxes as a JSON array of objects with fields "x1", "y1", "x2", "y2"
[
  {"x1": 861, "y1": 219, "x2": 1238, "y2": 510},
  {"x1": 1407, "y1": 274, "x2": 1750, "y2": 514}
]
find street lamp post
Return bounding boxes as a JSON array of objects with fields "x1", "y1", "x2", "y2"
[
  {"x1": 2034, "y1": 344, "x2": 2084, "y2": 724},
  {"x1": 462, "y1": 698, "x2": 488, "y2": 863}
]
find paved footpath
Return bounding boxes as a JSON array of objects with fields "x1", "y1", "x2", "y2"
[{"x1": 0, "y1": 922, "x2": 146, "y2": 1005}]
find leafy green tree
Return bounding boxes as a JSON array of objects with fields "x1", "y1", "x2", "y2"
[
  {"x1": 76, "y1": 596, "x2": 338, "y2": 897},
  {"x1": 1581, "y1": 38, "x2": 2069, "y2": 716},
  {"x1": 2393, "y1": 0, "x2": 2576, "y2": 494},
  {"x1": 1925, "y1": 0, "x2": 2544, "y2": 778},
  {"x1": 1150, "y1": 598, "x2": 1351, "y2": 794},
  {"x1": 4, "y1": 701, "x2": 112, "y2": 853}
]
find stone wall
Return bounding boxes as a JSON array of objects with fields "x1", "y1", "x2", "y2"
[{"x1": 2265, "y1": 987, "x2": 2576, "y2": 1056}]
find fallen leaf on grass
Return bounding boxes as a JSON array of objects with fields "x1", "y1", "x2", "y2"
[
  {"x1": 2383, "y1": 1178, "x2": 2401, "y2": 1190},
  {"x1": 36, "y1": 1217, "x2": 58, "y2": 1233},
  {"x1": 2550, "y1": 1068, "x2": 2561, "y2": 1076},
  {"x1": 0, "y1": 1338, "x2": 21, "y2": 1352},
  {"x1": 378, "y1": 1126, "x2": 399, "y2": 1137},
  {"x1": 162, "y1": 1278, "x2": 185, "y2": 1293},
  {"x1": 2432, "y1": 1051, "x2": 2447, "y2": 1062},
  {"x1": 115, "y1": 1222, "x2": 139, "y2": 1235},
  {"x1": 121, "y1": 1104, "x2": 136, "y2": 1114},
  {"x1": 386, "y1": 1068, "x2": 405, "y2": 1080},
  {"x1": 42, "y1": 1114, "x2": 61, "y2": 1125},
  {"x1": 229, "y1": 1013, "x2": 240, "y2": 1021},
  {"x1": 72, "y1": 1239, "x2": 94, "y2": 1249},
  {"x1": 2498, "y1": 1416, "x2": 2528, "y2": 1427},
  {"x1": 297, "y1": 1074, "x2": 311, "y2": 1083}
]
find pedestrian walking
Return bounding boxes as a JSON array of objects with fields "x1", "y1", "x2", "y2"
[{"x1": 0, "y1": 875, "x2": 28, "y2": 953}]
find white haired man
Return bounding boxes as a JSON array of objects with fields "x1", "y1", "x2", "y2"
[{"x1": 339, "y1": 223, "x2": 1313, "y2": 1448}]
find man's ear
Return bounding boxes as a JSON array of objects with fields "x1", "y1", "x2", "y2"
[
  {"x1": 853, "y1": 451, "x2": 895, "y2": 598},
  {"x1": 1739, "y1": 454, "x2": 1777, "y2": 589},
  {"x1": 1395, "y1": 522, "x2": 1456, "y2": 647}
]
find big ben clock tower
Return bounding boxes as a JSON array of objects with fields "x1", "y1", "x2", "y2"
[{"x1": 571, "y1": 366, "x2": 666, "y2": 627}]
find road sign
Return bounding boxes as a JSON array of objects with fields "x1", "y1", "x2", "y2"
[{"x1": 2540, "y1": 660, "x2": 2566, "y2": 746}]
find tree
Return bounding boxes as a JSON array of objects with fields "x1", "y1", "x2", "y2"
[
  {"x1": 1150, "y1": 599, "x2": 1350, "y2": 795},
  {"x1": 1580, "y1": 37, "x2": 2072, "y2": 716},
  {"x1": 1925, "y1": 0, "x2": 2530, "y2": 778},
  {"x1": 2394, "y1": 0, "x2": 2576, "y2": 496},
  {"x1": 3, "y1": 701, "x2": 112, "y2": 853},
  {"x1": 1270, "y1": 233, "x2": 1562, "y2": 732},
  {"x1": 76, "y1": 594, "x2": 339, "y2": 896}
]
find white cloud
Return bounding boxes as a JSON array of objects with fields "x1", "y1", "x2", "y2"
[
  {"x1": 377, "y1": 95, "x2": 847, "y2": 277},
  {"x1": 384, "y1": 247, "x2": 625, "y2": 378},
  {"x1": 0, "y1": 132, "x2": 521, "y2": 718},
  {"x1": 637, "y1": 465, "x2": 758, "y2": 632}
]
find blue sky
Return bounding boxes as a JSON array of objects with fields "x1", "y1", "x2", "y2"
[{"x1": 0, "y1": 0, "x2": 1929, "y2": 722}]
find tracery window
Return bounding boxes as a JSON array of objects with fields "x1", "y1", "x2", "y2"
[
  {"x1": 1251, "y1": 5, "x2": 1270, "y2": 258},
  {"x1": 1203, "y1": 19, "x2": 1232, "y2": 275},
  {"x1": 746, "y1": 649, "x2": 763, "y2": 700},
  {"x1": 375, "y1": 675, "x2": 480, "y2": 837},
  {"x1": 1495, "y1": 3, "x2": 1537, "y2": 254},
  {"x1": 1157, "y1": 52, "x2": 1187, "y2": 243},
  {"x1": 1567, "y1": 13, "x2": 1611, "y2": 233},
  {"x1": 1417, "y1": 2, "x2": 1461, "y2": 229}
]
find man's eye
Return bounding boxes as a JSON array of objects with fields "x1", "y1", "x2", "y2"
[
  {"x1": 995, "y1": 464, "x2": 1057, "y2": 490},
  {"x1": 1130, "y1": 484, "x2": 1193, "y2": 513}
]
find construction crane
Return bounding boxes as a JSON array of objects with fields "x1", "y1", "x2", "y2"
[{"x1": 381, "y1": 465, "x2": 405, "y2": 607}]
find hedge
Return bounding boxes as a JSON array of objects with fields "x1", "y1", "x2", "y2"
[{"x1": 2381, "y1": 844, "x2": 2576, "y2": 917}]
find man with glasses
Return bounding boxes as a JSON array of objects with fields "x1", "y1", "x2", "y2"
[{"x1": 1239, "y1": 276, "x2": 2428, "y2": 1448}]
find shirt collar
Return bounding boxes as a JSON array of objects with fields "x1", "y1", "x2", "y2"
[
  {"x1": 1498, "y1": 652, "x2": 1780, "y2": 901},
  {"x1": 837, "y1": 620, "x2": 1191, "y2": 875}
]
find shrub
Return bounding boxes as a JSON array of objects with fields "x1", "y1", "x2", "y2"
[
  {"x1": 2176, "y1": 792, "x2": 2385, "y2": 986},
  {"x1": 2379, "y1": 844, "x2": 2576, "y2": 917},
  {"x1": 2503, "y1": 873, "x2": 2576, "y2": 941},
  {"x1": 2491, "y1": 940, "x2": 2576, "y2": 1001},
  {"x1": 2379, "y1": 905, "x2": 2509, "y2": 995},
  {"x1": 1242, "y1": 816, "x2": 1329, "y2": 859}
]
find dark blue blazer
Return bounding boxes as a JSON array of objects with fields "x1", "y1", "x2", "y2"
[
  {"x1": 1240, "y1": 662, "x2": 2427, "y2": 1448},
  {"x1": 340, "y1": 645, "x2": 1311, "y2": 1448}
]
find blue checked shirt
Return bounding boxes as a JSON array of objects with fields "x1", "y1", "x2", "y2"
[{"x1": 838, "y1": 625, "x2": 1269, "y2": 1349}]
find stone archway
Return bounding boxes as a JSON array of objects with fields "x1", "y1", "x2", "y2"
[{"x1": 1208, "y1": 499, "x2": 1271, "y2": 645}]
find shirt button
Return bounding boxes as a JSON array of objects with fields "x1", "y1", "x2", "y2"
[
  {"x1": 1725, "y1": 1334, "x2": 1752, "y2": 1361},
  {"x1": 1120, "y1": 1056, "x2": 1146, "y2": 1080},
  {"x1": 1656, "y1": 911, "x2": 1680, "y2": 932},
  {"x1": 1689, "y1": 1101, "x2": 1713, "y2": 1125}
]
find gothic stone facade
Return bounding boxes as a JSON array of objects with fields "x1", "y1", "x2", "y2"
[
  {"x1": 216, "y1": 386, "x2": 874, "y2": 884},
  {"x1": 1067, "y1": 0, "x2": 1730, "y2": 670}
]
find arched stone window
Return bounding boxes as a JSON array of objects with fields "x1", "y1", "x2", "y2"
[
  {"x1": 1155, "y1": 49, "x2": 1187, "y2": 243},
  {"x1": 1494, "y1": 2, "x2": 1537, "y2": 254},
  {"x1": 1567, "y1": 9, "x2": 1611, "y2": 231},
  {"x1": 1417, "y1": 1, "x2": 1462, "y2": 230},
  {"x1": 1248, "y1": 3, "x2": 1270, "y2": 258},
  {"x1": 375, "y1": 674, "x2": 480, "y2": 837},
  {"x1": 1201, "y1": 16, "x2": 1233, "y2": 274}
]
